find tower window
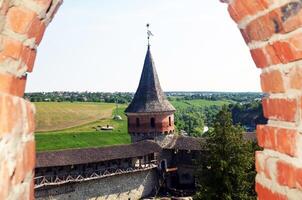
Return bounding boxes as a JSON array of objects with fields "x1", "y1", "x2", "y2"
[
  {"x1": 169, "y1": 117, "x2": 172, "y2": 126},
  {"x1": 151, "y1": 117, "x2": 155, "y2": 128},
  {"x1": 136, "y1": 118, "x2": 140, "y2": 127}
]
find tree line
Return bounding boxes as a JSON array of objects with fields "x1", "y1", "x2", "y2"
[{"x1": 174, "y1": 100, "x2": 267, "y2": 136}]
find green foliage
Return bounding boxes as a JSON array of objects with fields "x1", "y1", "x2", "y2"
[
  {"x1": 229, "y1": 101, "x2": 267, "y2": 131},
  {"x1": 174, "y1": 108, "x2": 205, "y2": 137},
  {"x1": 25, "y1": 91, "x2": 133, "y2": 103},
  {"x1": 195, "y1": 107, "x2": 256, "y2": 200},
  {"x1": 172, "y1": 99, "x2": 227, "y2": 136}
]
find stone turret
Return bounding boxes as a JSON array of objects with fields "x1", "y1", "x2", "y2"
[{"x1": 125, "y1": 45, "x2": 176, "y2": 143}]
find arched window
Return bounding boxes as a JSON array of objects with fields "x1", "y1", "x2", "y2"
[
  {"x1": 169, "y1": 116, "x2": 172, "y2": 126},
  {"x1": 136, "y1": 118, "x2": 140, "y2": 127},
  {"x1": 151, "y1": 117, "x2": 155, "y2": 128}
]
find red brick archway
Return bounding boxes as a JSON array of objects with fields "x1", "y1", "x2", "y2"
[
  {"x1": 0, "y1": 0, "x2": 62, "y2": 199},
  {"x1": 225, "y1": 0, "x2": 302, "y2": 198},
  {"x1": 1, "y1": 0, "x2": 302, "y2": 199}
]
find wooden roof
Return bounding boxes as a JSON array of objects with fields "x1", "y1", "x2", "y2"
[
  {"x1": 125, "y1": 46, "x2": 175, "y2": 113},
  {"x1": 163, "y1": 136, "x2": 204, "y2": 151},
  {"x1": 36, "y1": 140, "x2": 161, "y2": 168}
]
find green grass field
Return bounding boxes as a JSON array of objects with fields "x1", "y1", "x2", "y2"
[
  {"x1": 35, "y1": 102, "x2": 115, "y2": 132},
  {"x1": 35, "y1": 99, "x2": 230, "y2": 152},
  {"x1": 35, "y1": 106, "x2": 130, "y2": 152},
  {"x1": 171, "y1": 99, "x2": 231, "y2": 109}
]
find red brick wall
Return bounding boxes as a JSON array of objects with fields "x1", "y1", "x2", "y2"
[
  {"x1": 225, "y1": 0, "x2": 302, "y2": 199},
  {"x1": 0, "y1": 0, "x2": 61, "y2": 199},
  {"x1": 128, "y1": 113, "x2": 175, "y2": 134}
]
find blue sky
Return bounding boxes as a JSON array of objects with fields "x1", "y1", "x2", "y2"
[{"x1": 26, "y1": 0, "x2": 261, "y2": 92}]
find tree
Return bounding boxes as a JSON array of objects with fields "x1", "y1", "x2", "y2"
[
  {"x1": 195, "y1": 106, "x2": 256, "y2": 200},
  {"x1": 174, "y1": 107, "x2": 205, "y2": 137}
]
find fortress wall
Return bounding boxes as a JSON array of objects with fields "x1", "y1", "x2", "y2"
[{"x1": 35, "y1": 169, "x2": 158, "y2": 200}]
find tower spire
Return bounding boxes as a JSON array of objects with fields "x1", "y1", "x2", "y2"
[
  {"x1": 125, "y1": 31, "x2": 175, "y2": 113},
  {"x1": 146, "y1": 23, "x2": 153, "y2": 46}
]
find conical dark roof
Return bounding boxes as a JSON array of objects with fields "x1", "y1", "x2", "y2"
[{"x1": 125, "y1": 46, "x2": 175, "y2": 113}]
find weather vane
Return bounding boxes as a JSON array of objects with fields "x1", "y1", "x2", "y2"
[{"x1": 146, "y1": 23, "x2": 154, "y2": 46}]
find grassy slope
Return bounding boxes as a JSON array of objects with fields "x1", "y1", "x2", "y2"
[
  {"x1": 36, "y1": 106, "x2": 130, "y2": 152},
  {"x1": 35, "y1": 102, "x2": 115, "y2": 132}
]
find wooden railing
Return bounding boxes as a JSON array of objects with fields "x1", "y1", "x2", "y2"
[{"x1": 34, "y1": 164, "x2": 157, "y2": 189}]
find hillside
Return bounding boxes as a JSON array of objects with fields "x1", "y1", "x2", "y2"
[
  {"x1": 35, "y1": 102, "x2": 116, "y2": 132},
  {"x1": 36, "y1": 106, "x2": 130, "y2": 152}
]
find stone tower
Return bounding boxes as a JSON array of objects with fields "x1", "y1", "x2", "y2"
[{"x1": 125, "y1": 45, "x2": 176, "y2": 143}]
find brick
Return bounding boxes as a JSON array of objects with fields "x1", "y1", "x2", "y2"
[
  {"x1": 27, "y1": 17, "x2": 46, "y2": 45},
  {"x1": 0, "y1": 73, "x2": 26, "y2": 97},
  {"x1": 228, "y1": 0, "x2": 268, "y2": 23},
  {"x1": 0, "y1": 36, "x2": 24, "y2": 62},
  {"x1": 272, "y1": 41, "x2": 295, "y2": 64},
  {"x1": 262, "y1": 97, "x2": 297, "y2": 122},
  {"x1": 250, "y1": 33, "x2": 302, "y2": 67},
  {"x1": 281, "y1": 1, "x2": 302, "y2": 33},
  {"x1": 260, "y1": 70, "x2": 285, "y2": 93},
  {"x1": 272, "y1": 32, "x2": 302, "y2": 64},
  {"x1": 277, "y1": 161, "x2": 296, "y2": 188},
  {"x1": 21, "y1": 47, "x2": 37, "y2": 72},
  {"x1": 241, "y1": 2, "x2": 302, "y2": 43},
  {"x1": 296, "y1": 168, "x2": 302, "y2": 189},
  {"x1": 265, "y1": 45, "x2": 281, "y2": 65},
  {"x1": 0, "y1": 36, "x2": 37, "y2": 72},
  {"x1": 276, "y1": 128, "x2": 298, "y2": 157},
  {"x1": 6, "y1": 7, "x2": 37, "y2": 34},
  {"x1": 243, "y1": 11, "x2": 278, "y2": 42},
  {"x1": 289, "y1": 66, "x2": 302, "y2": 89},
  {"x1": 0, "y1": 94, "x2": 22, "y2": 136},
  {"x1": 256, "y1": 182, "x2": 287, "y2": 200},
  {"x1": 250, "y1": 46, "x2": 281, "y2": 68},
  {"x1": 239, "y1": 28, "x2": 250, "y2": 44},
  {"x1": 13, "y1": 140, "x2": 35, "y2": 185},
  {"x1": 250, "y1": 48, "x2": 268, "y2": 68},
  {"x1": 257, "y1": 125, "x2": 276, "y2": 150}
]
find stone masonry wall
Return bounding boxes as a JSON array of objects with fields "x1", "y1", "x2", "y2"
[
  {"x1": 0, "y1": 0, "x2": 61, "y2": 199},
  {"x1": 224, "y1": 0, "x2": 302, "y2": 199},
  {"x1": 35, "y1": 169, "x2": 158, "y2": 200}
]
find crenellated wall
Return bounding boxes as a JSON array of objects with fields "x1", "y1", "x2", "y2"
[
  {"x1": 224, "y1": 0, "x2": 302, "y2": 199},
  {"x1": 0, "y1": 0, "x2": 62, "y2": 199}
]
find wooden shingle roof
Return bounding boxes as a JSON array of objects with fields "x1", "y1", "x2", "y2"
[
  {"x1": 125, "y1": 46, "x2": 175, "y2": 113},
  {"x1": 36, "y1": 140, "x2": 161, "y2": 168}
]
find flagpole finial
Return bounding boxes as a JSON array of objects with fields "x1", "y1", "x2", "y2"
[{"x1": 146, "y1": 23, "x2": 153, "y2": 46}]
